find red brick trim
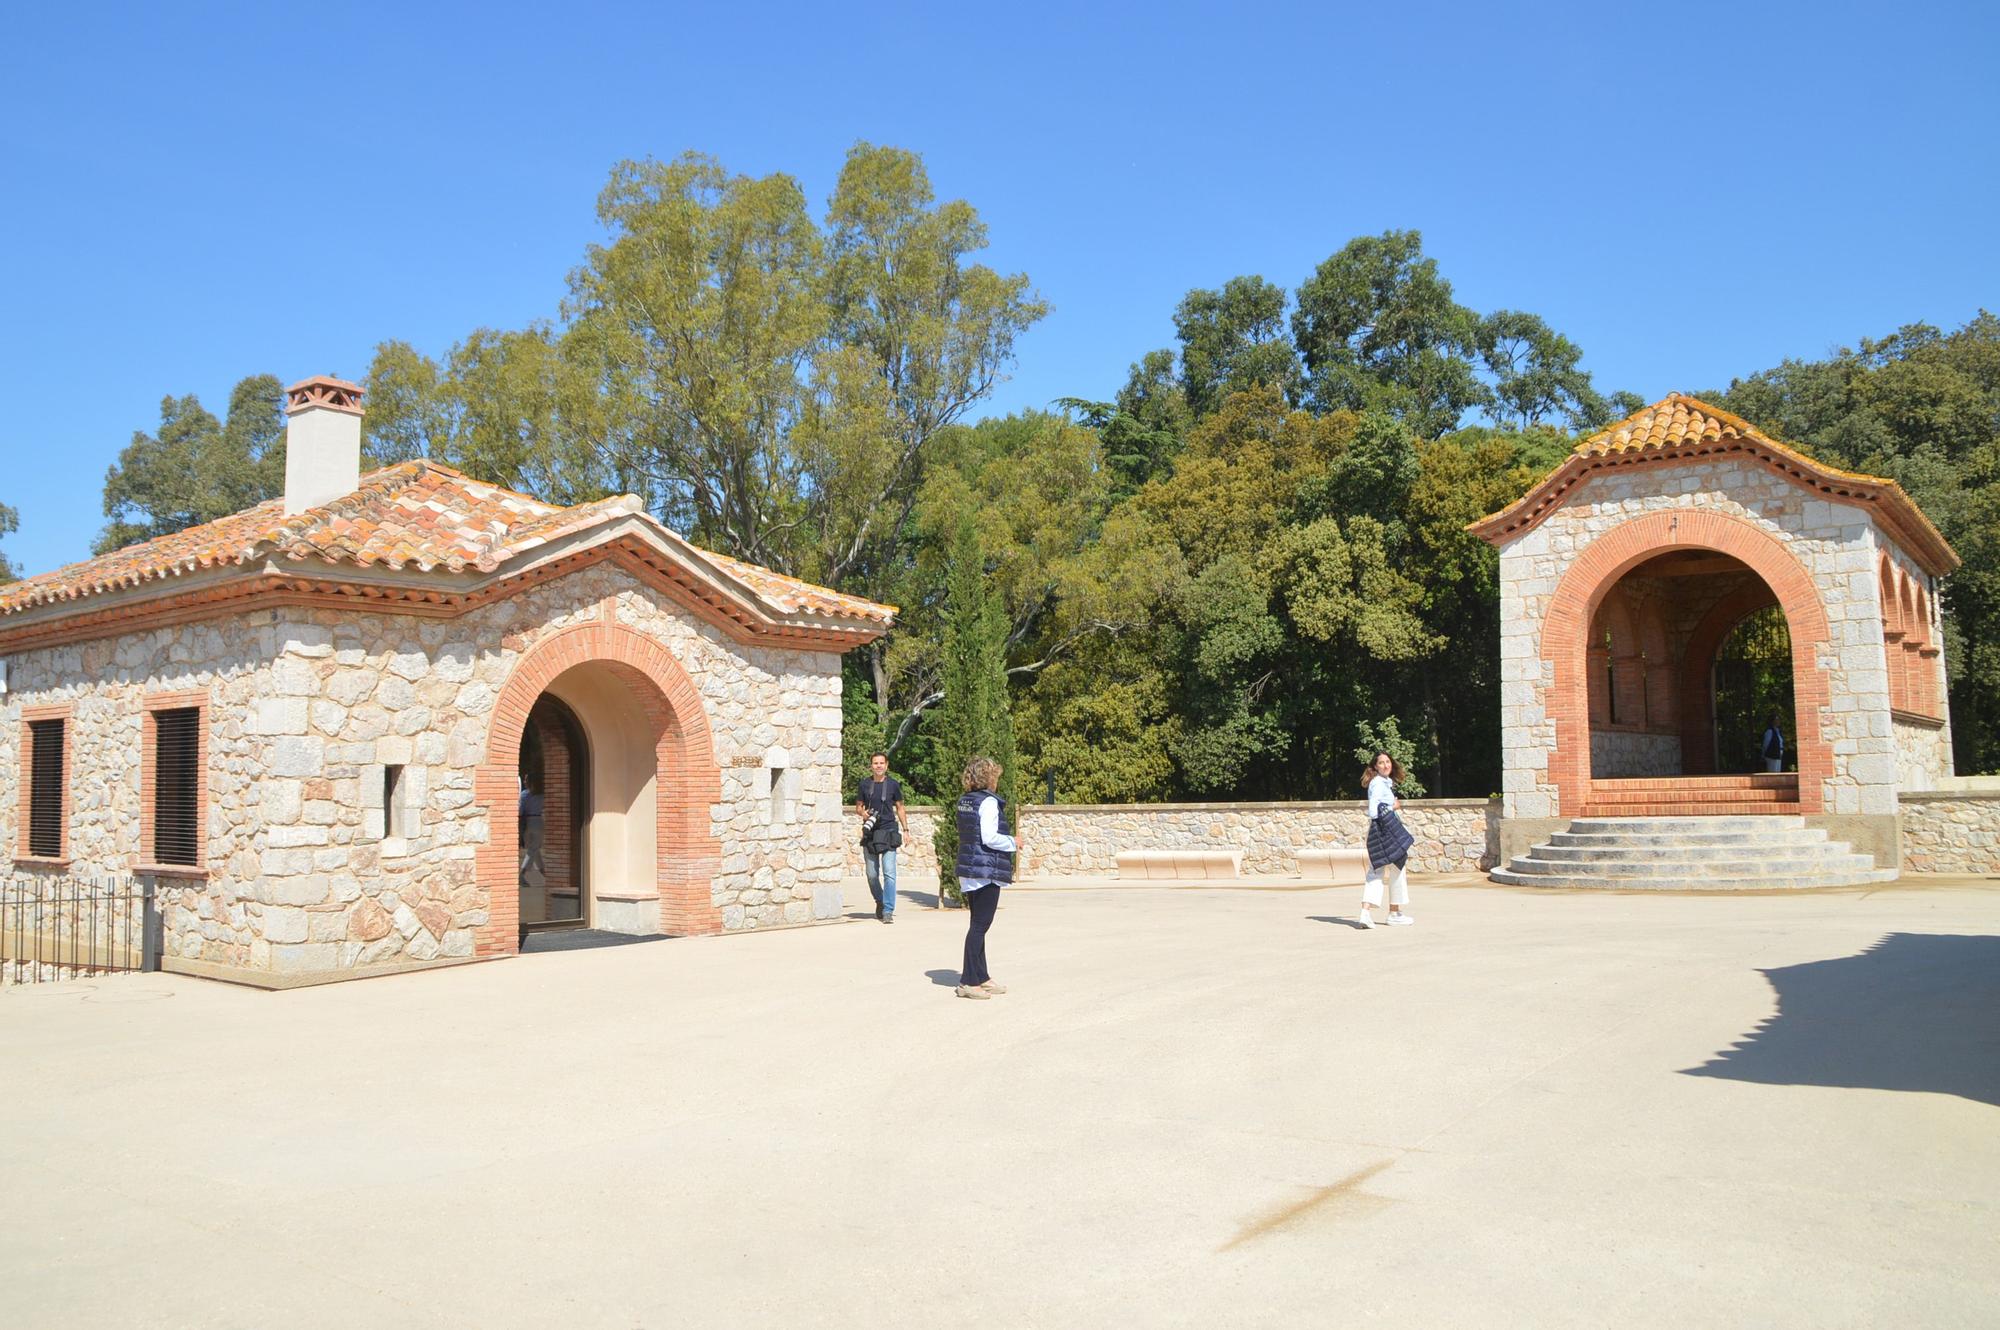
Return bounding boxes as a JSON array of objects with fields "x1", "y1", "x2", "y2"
[
  {"x1": 137, "y1": 689, "x2": 213, "y2": 877},
  {"x1": 1542, "y1": 510, "x2": 1832, "y2": 816},
  {"x1": 15, "y1": 702, "x2": 74, "y2": 864},
  {"x1": 473, "y1": 621, "x2": 725, "y2": 956}
]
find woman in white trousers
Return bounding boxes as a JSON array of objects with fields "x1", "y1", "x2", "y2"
[{"x1": 1359, "y1": 750, "x2": 1413, "y2": 928}]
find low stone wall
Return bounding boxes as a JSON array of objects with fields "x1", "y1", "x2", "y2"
[
  {"x1": 1898, "y1": 791, "x2": 2000, "y2": 874},
  {"x1": 1891, "y1": 716, "x2": 1953, "y2": 792},
  {"x1": 843, "y1": 799, "x2": 1500, "y2": 880}
]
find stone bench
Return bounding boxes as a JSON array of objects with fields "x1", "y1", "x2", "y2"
[
  {"x1": 1113, "y1": 849, "x2": 1243, "y2": 880},
  {"x1": 1295, "y1": 846, "x2": 1369, "y2": 885}
]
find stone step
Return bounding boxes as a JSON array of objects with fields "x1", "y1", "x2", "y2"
[
  {"x1": 1588, "y1": 783, "x2": 1795, "y2": 801},
  {"x1": 1503, "y1": 854, "x2": 1880, "y2": 879},
  {"x1": 1590, "y1": 775, "x2": 1798, "y2": 790},
  {"x1": 1581, "y1": 802, "x2": 1804, "y2": 817},
  {"x1": 1488, "y1": 866, "x2": 1899, "y2": 891},
  {"x1": 1563, "y1": 816, "x2": 1807, "y2": 834},
  {"x1": 1549, "y1": 829, "x2": 1832, "y2": 848},
  {"x1": 1533, "y1": 841, "x2": 1846, "y2": 863},
  {"x1": 1489, "y1": 812, "x2": 1887, "y2": 891}
]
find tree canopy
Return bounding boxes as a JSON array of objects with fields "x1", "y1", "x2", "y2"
[
  {"x1": 82, "y1": 147, "x2": 1999, "y2": 793},
  {"x1": 0, "y1": 501, "x2": 18, "y2": 582},
  {"x1": 96, "y1": 374, "x2": 286, "y2": 554}
]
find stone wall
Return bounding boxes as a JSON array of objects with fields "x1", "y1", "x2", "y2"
[
  {"x1": 1891, "y1": 717, "x2": 1953, "y2": 793},
  {"x1": 1590, "y1": 729, "x2": 1681, "y2": 778},
  {"x1": 1897, "y1": 792, "x2": 2000, "y2": 874},
  {"x1": 845, "y1": 800, "x2": 1500, "y2": 879},
  {"x1": 0, "y1": 561, "x2": 845, "y2": 977}
]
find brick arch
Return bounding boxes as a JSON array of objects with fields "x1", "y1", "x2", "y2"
[
  {"x1": 1541, "y1": 509, "x2": 1831, "y2": 815},
  {"x1": 1912, "y1": 582, "x2": 1937, "y2": 715},
  {"x1": 473, "y1": 620, "x2": 724, "y2": 955},
  {"x1": 1676, "y1": 581, "x2": 1779, "y2": 774},
  {"x1": 1879, "y1": 555, "x2": 1909, "y2": 711}
]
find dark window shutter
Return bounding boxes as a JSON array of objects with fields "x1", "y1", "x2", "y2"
[
  {"x1": 28, "y1": 719, "x2": 64, "y2": 858},
  {"x1": 153, "y1": 708, "x2": 201, "y2": 867}
]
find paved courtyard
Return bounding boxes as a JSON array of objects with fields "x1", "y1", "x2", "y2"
[{"x1": 3, "y1": 877, "x2": 1997, "y2": 1328}]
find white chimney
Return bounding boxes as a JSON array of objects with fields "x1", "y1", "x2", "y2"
[{"x1": 283, "y1": 375, "x2": 365, "y2": 514}]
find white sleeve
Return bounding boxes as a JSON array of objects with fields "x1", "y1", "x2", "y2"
[{"x1": 979, "y1": 796, "x2": 1016, "y2": 852}]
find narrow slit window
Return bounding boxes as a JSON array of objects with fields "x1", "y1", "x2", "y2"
[
  {"x1": 152, "y1": 707, "x2": 202, "y2": 866},
  {"x1": 27, "y1": 718, "x2": 65, "y2": 859},
  {"x1": 384, "y1": 764, "x2": 411, "y2": 838}
]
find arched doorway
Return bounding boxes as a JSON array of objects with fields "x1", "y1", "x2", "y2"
[
  {"x1": 1711, "y1": 606, "x2": 1795, "y2": 774},
  {"x1": 474, "y1": 621, "x2": 725, "y2": 956},
  {"x1": 1542, "y1": 509, "x2": 1832, "y2": 817},
  {"x1": 519, "y1": 694, "x2": 589, "y2": 929}
]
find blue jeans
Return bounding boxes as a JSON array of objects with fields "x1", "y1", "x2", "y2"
[{"x1": 863, "y1": 849, "x2": 898, "y2": 917}]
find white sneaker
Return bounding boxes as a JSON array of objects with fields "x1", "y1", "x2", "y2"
[
  {"x1": 1357, "y1": 908, "x2": 1375, "y2": 929},
  {"x1": 1386, "y1": 913, "x2": 1415, "y2": 927}
]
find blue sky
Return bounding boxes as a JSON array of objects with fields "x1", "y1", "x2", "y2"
[{"x1": 2, "y1": 1, "x2": 1995, "y2": 578}]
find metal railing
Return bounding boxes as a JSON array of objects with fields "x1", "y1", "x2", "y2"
[{"x1": 1, "y1": 873, "x2": 159, "y2": 986}]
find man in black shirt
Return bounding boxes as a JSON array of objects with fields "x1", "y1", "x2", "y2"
[{"x1": 854, "y1": 751, "x2": 907, "y2": 923}]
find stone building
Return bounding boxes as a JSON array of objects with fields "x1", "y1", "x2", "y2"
[
  {"x1": 1471, "y1": 394, "x2": 1959, "y2": 885},
  {"x1": 0, "y1": 376, "x2": 892, "y2": 984}
]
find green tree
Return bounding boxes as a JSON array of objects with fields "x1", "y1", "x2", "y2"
[
  {"x1": 97, "y1": 374, "x2": 285, "y2": 553},
  {"x1": 1175, "y1": 275, "x2": 1301, "y2": 416},
  {"x1": 361, "y1": 339, "x2": 454, "y2": 466},
  {"x1": 564, "y1": 152, "x2": 825, "y2": 565},
  {"x1": 1292, "y1": 230, "x2": 1489, "y2": 437},
  {"x1": 1056, "y1": 347, "x2": 1191, "y2": 498},
  {"x1": 0, "y1": 501, "x2": 18, "y2": 582},
  {"x1": 930, "y1": 515, "x2": 1019, "y2": 894},
  {"x1": 1476, "y1": 309, "x2": 1612, "y2": 430}
]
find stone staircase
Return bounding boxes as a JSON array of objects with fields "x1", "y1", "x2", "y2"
[{"x1": 1491, "y1": 815, "x2": 1897, "y2": 890}]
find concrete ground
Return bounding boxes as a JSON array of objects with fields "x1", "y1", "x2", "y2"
[{"x1": 3, "y1": 876, "x2": 1997, "y2": 1328}]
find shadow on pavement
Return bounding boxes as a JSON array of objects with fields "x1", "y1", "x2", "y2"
[
  {"x1": 923, "y1": 969, "x2": 961, "y2": 987},
  {"x1": 1308, "y1": 915, "x2": 1374, "y2": 931},
  {"x1": 1683, "y1": 933, "x2": 2000, "y2": 1107},
  {"x1": 520, "y1": 930, "x2": 669, "y2": 954}
]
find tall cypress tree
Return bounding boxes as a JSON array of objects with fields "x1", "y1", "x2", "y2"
[{"x1": 932, "y1": 515, "x2": 1018, "y2": 896}]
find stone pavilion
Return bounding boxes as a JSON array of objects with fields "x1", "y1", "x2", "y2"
[{"x1": 1471, "y1": 394, "x2": 1959, "y2": 884}]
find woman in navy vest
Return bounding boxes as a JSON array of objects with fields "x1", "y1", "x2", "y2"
[
  {"x1": 954, "y1": 755, "x2": 1016, "y2": 1000},
  {"x1": 1360, "y1": 750, "x2": 1415, "y2": 928}
]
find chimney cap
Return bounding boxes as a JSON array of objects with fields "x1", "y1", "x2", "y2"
[{"x1": 284, "y1": 374, "x2": 365, "y2": 416}]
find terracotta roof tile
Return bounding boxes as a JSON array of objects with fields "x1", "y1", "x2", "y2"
[
  {"x1": 1468, "y1": 394, "x2": 1959, "y2": 577},
  {"x1": 1575, "y1": 393, "x2": 1886, "y2": 486},
  {"x1": 0, "y1": 461, "x2": 896, "y2": 628}
]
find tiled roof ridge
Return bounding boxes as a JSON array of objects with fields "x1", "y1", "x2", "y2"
[
  {"x1": 1576, "y1": 393, "x2": 1894, "y2": 487},
  {"x1": 1469, "y1": 392, "x2": 1958, "y2": 576},
  {"x1": 0, "y1": 458, "x2": 896, "y2": 628}
]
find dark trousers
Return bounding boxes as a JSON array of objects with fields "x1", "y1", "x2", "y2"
[{"x1": 960, "y1": 883, "x2": 1001, "y2": 986}]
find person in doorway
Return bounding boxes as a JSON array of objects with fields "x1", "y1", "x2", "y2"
[
  {"x1": 1359, "y1": 751, "x2": 1416, "y2": 929},
  {"x1": 855, "y1": 751, "x2": 907, "y2": 923},
  {"x1": 518, "y1": 777, "x2": 546, "y2": 881},
  {"x1": 954, "y1": 755, "x2": 1016, "y2": 999},
  {"x1": 1761, "y1": 713, "x2": 1786, "y2": 773}
]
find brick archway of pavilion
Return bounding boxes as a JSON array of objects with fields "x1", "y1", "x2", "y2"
[
  {"x1": 474, "y1": 619, "x2": 724, "y2": 955},
  {"x1": 1541, "y1": 510, "x2": 1833, "y2": 817}
]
